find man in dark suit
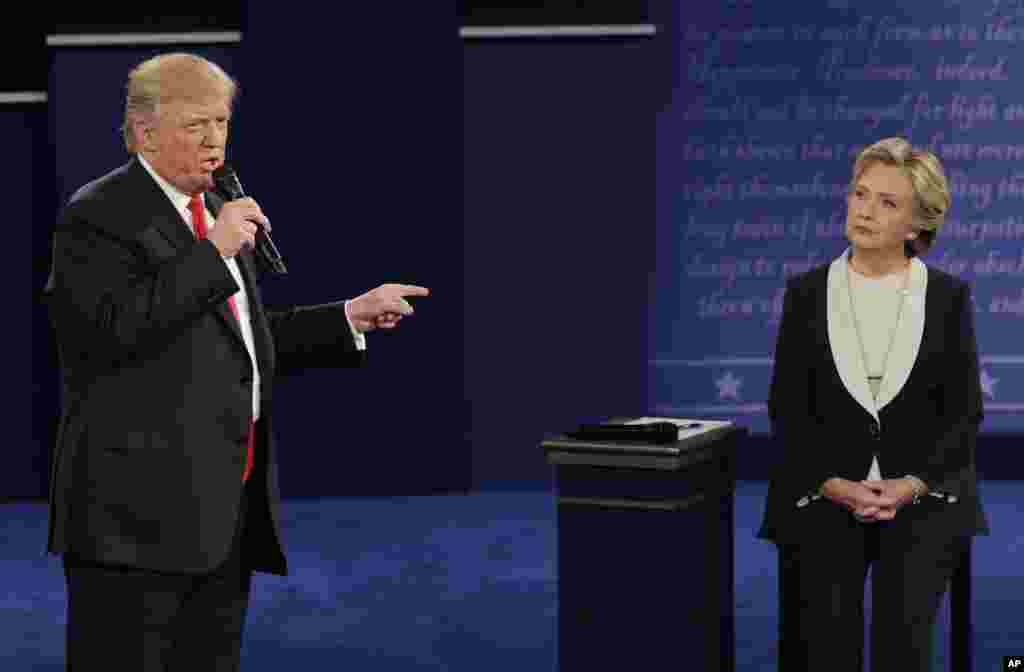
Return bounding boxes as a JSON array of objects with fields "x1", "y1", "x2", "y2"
[{"x1": 43, "y1": 52, "x2": 428, "y2": 670}]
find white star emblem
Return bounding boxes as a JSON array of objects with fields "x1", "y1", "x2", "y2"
[
  {"x1": 980, "y1": 369, "x2": 998, "y2": 399},
  {"x1": 715, "y1": 371, "x2": 743, "y2": 401}
]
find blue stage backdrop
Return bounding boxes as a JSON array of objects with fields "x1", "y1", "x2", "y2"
[{"x1": 650, "y1": 1, "x2": 1024, "y2": 434}]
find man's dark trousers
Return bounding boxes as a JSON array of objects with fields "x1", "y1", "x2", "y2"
[{"x1": 63, "y1": 482, "x2": 254, "y2": 671}]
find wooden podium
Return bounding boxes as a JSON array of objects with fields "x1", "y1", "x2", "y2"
[{"x1": 543, "y1": 418, "x2": 747, "y2": 672}]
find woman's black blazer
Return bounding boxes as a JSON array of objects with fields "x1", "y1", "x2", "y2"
[{"x1": 757, "y1": 251, "x2": 989, "y2": 544}]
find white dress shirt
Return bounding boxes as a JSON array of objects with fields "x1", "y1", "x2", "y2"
[{"x1": 137, "y1": 154, "x2": 365, "y2": 422}]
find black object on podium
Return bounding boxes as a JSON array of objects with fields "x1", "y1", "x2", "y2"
[{"x1": 543, "y1": 418, "x2": 747, "y2": 672}]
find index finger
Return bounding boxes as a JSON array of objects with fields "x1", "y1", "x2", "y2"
[
  {"x1": 395, "y1": 285, "x2": 430, "y2": 297},
  {"x1": 232, "y1": 197, "x2": 261, "y2": 211},
  {"x1": 247, "y1": 213, "x2": 271, "y2": 229}
]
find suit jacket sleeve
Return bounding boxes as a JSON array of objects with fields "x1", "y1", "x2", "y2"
[
  {"x1": 45, "y1": 201, "x2": 239, "y2": 370},
  {"x1": 768, "y1": 275, "x2": 835, "y2": 498},
  {"x1": 914, "y1": 281, "x2": 983, "y2": 498},
  {"x1": 266, "y1": 302, "x2": 366, "y2": 375}
]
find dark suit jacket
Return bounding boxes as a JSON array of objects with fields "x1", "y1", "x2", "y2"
[
  {"x1": 43, "y1": 158, "x2": 364, "y2": 575},
  {"x1": 757, "y1": 251, "x2": 989, "y2": 545}
]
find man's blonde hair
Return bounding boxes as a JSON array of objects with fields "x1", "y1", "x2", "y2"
[
  {"x1": 849, "y1": 137, "x2": 951, "y2": 256},
  {"x1": 121, "y1": 53, "x2": 238, "y2": 153}
]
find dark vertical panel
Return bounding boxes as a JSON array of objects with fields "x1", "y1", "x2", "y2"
[
  {"x1": 238, "y1": 4, "x2": 466, "y2": 495},
  {"x1": 2, "y1": 105, "x2": 46, "y2": 498},
  {"x1": 463, "y1": 36, "x2": 656, "y2": 488},
  {"x1": 33, "y1": 91, "x2": 58, "y2": 502}
]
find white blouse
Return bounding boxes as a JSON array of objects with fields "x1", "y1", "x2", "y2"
[{"x1": 847, "y1": 267, "x2": 908, "y2": 481}]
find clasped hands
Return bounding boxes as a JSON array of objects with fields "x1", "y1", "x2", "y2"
[
  {"x1": 820, "y1": 477, "x2": 921, "y2": 522},
  {"x1": 346, "y1": 283, "x2": 430, "y2": 333}
]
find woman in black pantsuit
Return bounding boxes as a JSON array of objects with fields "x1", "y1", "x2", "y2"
[{"x1": 758, "y1": 137, "x2": 989, "y2": 671}]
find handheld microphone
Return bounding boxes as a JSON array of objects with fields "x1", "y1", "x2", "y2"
[{"x1": 212, "y1": 163, "x2": 288, "y2": 275}]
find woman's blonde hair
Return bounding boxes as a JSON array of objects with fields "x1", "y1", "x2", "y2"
[
  {"x1": 121, "y1": 53, "x2": 238, "y2": 153},
  {"x1": 849, "y1": 137, "x2": 951, "y2": 256}
]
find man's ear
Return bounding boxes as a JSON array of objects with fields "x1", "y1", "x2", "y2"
[{"x1": 131, "y1": 116, "x2": 157, "y2": 153}]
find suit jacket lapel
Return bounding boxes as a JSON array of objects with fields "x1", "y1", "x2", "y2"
[
  {"x1": 827, "y1": 249, "x2": 879, "y2": 423},
  {"x1": 126, "y1": 158, "x2": 196, "y2": 253},
  {"x1": 827, "y1": 249, "x2": 928, "y2": 421},
  {"x1": 874, "y1": 257, "x2": 927, "y2": 411},
  {"x1": 129, "y1": 159, "x2": 249, "y2": 352}
]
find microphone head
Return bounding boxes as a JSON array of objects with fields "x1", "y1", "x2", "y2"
[
  {"x1": 212, "y1": 162, "x2": 244, "y2": 200},
  {"x1": 212, "y1": 162, "x2": 235, "y2": 181}
]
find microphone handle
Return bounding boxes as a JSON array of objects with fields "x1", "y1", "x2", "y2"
[
  {"x1": 255, "y1": 227, "x2": 288, "y2": 275},
  {"x1": 217, "y1": 177, "x2": 287, "y2": 275}
]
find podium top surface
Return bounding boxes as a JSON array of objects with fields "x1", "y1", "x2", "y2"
[{"x1": 542, "y1": 416, "x2": 743, "y2": 459}]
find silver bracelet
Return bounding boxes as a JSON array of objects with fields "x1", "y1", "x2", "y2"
[{"x1": 904, "y1": 475, "x2": 923, "y2": 505}]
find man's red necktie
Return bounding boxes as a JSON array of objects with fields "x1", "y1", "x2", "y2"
[{"x1": 189, "y1": 194, "x2": 255, "y2": 482}]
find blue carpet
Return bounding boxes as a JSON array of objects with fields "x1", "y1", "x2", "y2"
[{"x1": 1, "y1": 482, "x2": 1021, "y2": 671}]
